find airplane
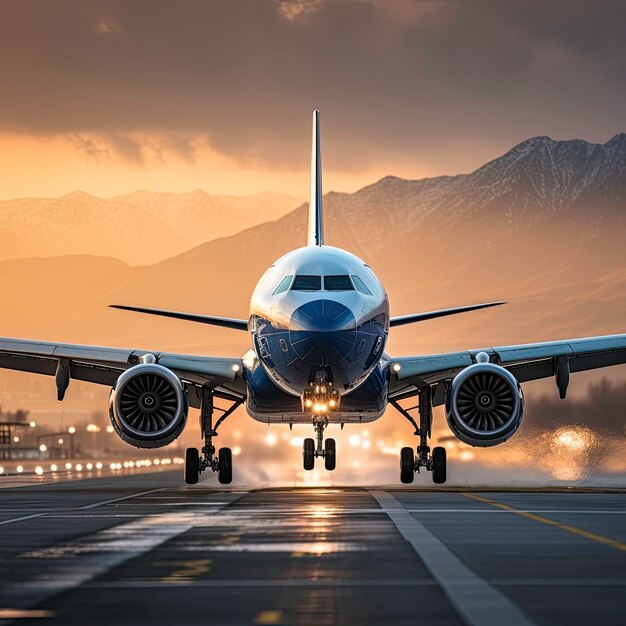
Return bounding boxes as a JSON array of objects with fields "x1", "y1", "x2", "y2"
[{"x1": 1, "y1": 110, "x2": 624, "y2": 485}]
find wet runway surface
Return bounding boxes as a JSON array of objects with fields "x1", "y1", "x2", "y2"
[{"x1": 0, "y1": 472, "x2": 624, "y2": 625}]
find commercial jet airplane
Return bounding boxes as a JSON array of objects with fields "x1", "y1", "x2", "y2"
[{"x1": 1, "y1": 111, "x2": 625, "y2": 484}]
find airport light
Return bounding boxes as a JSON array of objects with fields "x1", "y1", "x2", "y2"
[
  {"x1": 50, "y1": 464, "x2": 58, "y2": 472},
  {"x1": 86, "y1": 424, "x2": 100, "y2": 433},
  {"x1": 29, "y1": 421, "x2": 36, "y2": 428},
  {"x1": 106, "y1": 425, "x2": 114, "y2": 433},
  {"x1": 13, "y1": 436, "x2": 19, "y2": 443},
  {"x1": 58, "y1": 438, "x2": 64, "y2": 445},
  {"x1": 35, "y1": 466, "x2": 43, "y2": 475},
  {"x1": 68, "y1": 426, "x2": 76, "y2": 434},
  {"x1": 39, "y1": 444, "x2": 47, "y2": 452},
  {"x1": 16, "y1": 465, "x2": 23, "y2": 473}
]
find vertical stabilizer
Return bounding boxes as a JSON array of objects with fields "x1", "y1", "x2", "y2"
[{"x1": 308, "y1": 110, "x2": 324, "y2": 246}]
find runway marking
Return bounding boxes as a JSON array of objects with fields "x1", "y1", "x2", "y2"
[
  {"x1": 78, "y1": 487, "x2": 167, "y2": 509},
  {"x1": 85, "y1": 578, "x2": 440, "y2": 588},
  {"x1": 82, "y1": 577, "x2": 626, "y2": 588},
  {"x1": 464, "y1": 494, "x2": 626, "y2": 553},
  {"x1": 254, "y1": 610, "x2": 284, "y2": 625},
  {"x1": 0, "y1": 493, "x2": 245, "y2": 625},
  {"x1": 153, "y1": 559, "x2": 212, "y2": 583},
  {"x1": 0, "y1": 609, "x2": 54, "y2": 619},
  {"x1": 370, "y1": 490, "x2": 534, "y2": 626},
  {"x1": 0, "y1": 514, "x2": 44, "y2": 527}
]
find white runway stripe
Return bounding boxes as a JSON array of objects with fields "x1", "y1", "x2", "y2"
[
  {"x1": 370, "y1": 490, "x2": 534, "y2": 626},
  {"x1": 0, "y1": 492, "x2": 245, "y2": 626}
]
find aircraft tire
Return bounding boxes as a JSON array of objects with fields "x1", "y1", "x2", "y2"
[
  {"x1": 324, "y1": 438, "x2": 336, "y2": 471},
  {"x1": 432, "y1": 447, "x2": 447, "y2": 484},
  {"x1": 218, "y1": 448, "x2": 233, "y2": 484},
  {"x1": 185, "y1": 447, "x2": 200, "y2": 484},
  {"x1": 303, "y1": 438, "x2": 315, "y2": 470},
  {"x1": 400, "y1": 447, "x2": 414, "y2": 484}
]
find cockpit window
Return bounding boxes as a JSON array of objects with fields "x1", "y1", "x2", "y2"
[
  {"x1": 324, "y1": 275, "x2": 354, "y2": 291},
  {"x1": 292, "y1": 275, "x2": 322, "y2": 291},
  {"x1": 352, "y1": 275, "x2": 373, "y2": 295},
  {"x1": 272, "y1": 275, "x2": 293, "y2": 295}
]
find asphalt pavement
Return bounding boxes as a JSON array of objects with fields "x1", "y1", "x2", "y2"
[{"x1": 0, "y1": 471, "x2": 624, "y2": 625}]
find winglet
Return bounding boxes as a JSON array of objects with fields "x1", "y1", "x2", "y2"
[{"x1": 308, "y1": 109, "x2": 324, "y2": 246}]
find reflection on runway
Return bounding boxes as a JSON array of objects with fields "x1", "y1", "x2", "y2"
[{"x1": 0, "y1": 471, "x2": 624, "y2": 625}]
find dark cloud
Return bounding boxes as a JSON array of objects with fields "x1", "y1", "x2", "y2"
[{"x1": 0, "y1": 0, "x2": 624, "y2": 174}]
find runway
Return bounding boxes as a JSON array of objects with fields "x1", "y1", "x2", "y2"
[{"x1": 0, "y1": 472, "x2": 624, "y2": 625}]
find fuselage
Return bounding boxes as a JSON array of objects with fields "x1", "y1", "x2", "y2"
[{"x1": 244, "y1": 245, "x2": 390, "y2": 423}]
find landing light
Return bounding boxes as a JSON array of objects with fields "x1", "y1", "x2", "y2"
[
  {"x1": 392, "y1": 363, "x2": 401, "y2": 372},
  {"x1": 232, "y1": 363, "x2": 240, "y2": 372}
]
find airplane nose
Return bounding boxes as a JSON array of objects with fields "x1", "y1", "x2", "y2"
[{"x1": 289, "y1": 299, "x2": 356, "y2": 366}]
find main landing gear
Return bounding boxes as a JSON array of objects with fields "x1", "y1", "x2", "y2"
[
  {"x1": 185, "y1": 386, "x2": 242, "y2": 485},
  {"x1": 302, "y1": 416, "x2": 336, "y2": 471},
  {"x1": 391, "y1": 385, "x2": 447, "y2": 484}
]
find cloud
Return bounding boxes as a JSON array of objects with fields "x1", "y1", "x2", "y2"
[
  {"x1": 276, "y1": 0, "x2": 324, "y2": 22},
  {"x1": 1, "y1": 0, "x2": 625, "y2": 176},
  {"x1": 66, "y1": 132, "x2": 202, "y2": 165}
]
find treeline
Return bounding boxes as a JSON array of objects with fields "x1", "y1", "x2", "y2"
[{"x1": 524, "y1": 378, "x2": 626, "y2": 435}]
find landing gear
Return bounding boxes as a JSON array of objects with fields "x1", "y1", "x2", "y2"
[
  {"x1": 391, "y1": 385, "x2": 448, "y2": 484},
  {"x1": 184, "y1": 386, "x2": 241, "y2": 485},
  {"x1": 302, "y1": 416, "x2": 336, "y2": 471}
]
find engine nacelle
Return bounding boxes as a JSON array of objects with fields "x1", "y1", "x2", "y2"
[
  {"x1": 109, "y1": 363, "x2": 188, "y2": 448},
  {"x1": 446, "y1": 361, "x2": 524, "y2": 447}
]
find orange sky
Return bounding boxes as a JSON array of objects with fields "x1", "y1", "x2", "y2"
[
  {"x1": 0, "y1": 1, "x2": 624, "y2": 200},
  {"x1": 0, "y1": 131, "x2": 442, "y2": 200}
]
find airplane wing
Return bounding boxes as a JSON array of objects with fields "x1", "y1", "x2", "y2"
[
  {"x1": 0, "y1": 337, "x2": 245, "y2": 408},
  {"x1": 389, "y1": 333, "x2": 626, "y2": 405}
]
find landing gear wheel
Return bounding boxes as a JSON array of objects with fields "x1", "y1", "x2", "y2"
[
  {"x1": 400, "y1": 447, "x2": 415, "y2": 484},
  {"x1": 432, "y1": 446, "x2": 447, "y2": 484},
  {"x1": 218, "y1": 447, "x2": 232, "y2": 484},
  {"x1": 185, "y1": 447, "x2": 200, "y2": 484},
  {"x1": 303, "y1": 438, "x2": 315, "y2": 470},
  {"x1": 324, "y1": 438, "x2": 336, "y2": 471}
]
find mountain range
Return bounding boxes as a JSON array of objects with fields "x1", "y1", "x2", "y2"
[{"x1": 0, "y1": 190, "x2": 299, "y2": 265}]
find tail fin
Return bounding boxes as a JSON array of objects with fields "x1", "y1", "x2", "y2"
[{"x1": 308, "y1": 109, "x2": 324, "y2": 246}]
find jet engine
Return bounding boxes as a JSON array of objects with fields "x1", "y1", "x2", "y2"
[
  {"x1": 446, "y1": 360, "x2": 523, "y2": 447},
  {"x1": 109, "y1": 363, "x2": 188, "y2": 448}
]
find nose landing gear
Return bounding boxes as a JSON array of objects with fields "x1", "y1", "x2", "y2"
[
  {"x1": 302, "y1": 416, "x2": 336, "y2": 471},
  {"x1": 392, "y1": 385, "x2": 447, "y2": 484},
  {"x1": 184, "y1": 386, "x2": 241, "y2": 485}
]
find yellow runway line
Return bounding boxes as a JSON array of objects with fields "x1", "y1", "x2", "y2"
[{"x1": 464, "y1": 493, "x2": 626, "y2": 553}]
